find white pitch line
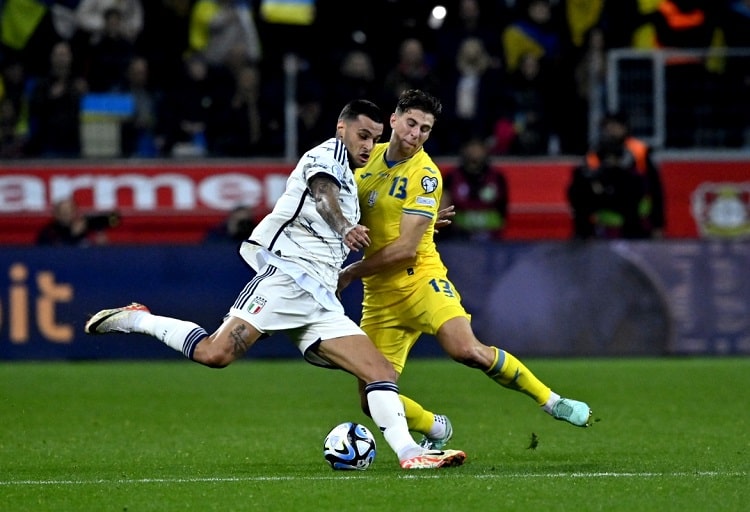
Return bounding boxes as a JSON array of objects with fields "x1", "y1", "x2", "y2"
[{"x1": 1, "y1": 471, "x2": 745, "y2": 486}]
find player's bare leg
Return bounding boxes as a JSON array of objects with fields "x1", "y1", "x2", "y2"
[
  {"x1": 437, "y1": 316, "x2": 592, "y2": 427},
  {"x1": 85, "y1": 303, "x2": 261, "y2": 367}
]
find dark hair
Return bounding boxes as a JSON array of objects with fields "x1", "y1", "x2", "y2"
[
  {"x1": 396, "y1": 89, "x2": 442, "y2": 118},
  {"x1": 600, "y1": 110, "x2": 629, "y2": 130},
  {"x1": 338, "y1": 99, "x2": 383, "y2": 124}
]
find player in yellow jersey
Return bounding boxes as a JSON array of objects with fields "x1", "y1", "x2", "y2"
[{"x1": 339, "y1": 89, "x2": 592, "y2": 449}]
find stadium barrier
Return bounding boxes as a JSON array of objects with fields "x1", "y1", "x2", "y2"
[
  {"x1": 1, "y1": 240, "x2": 748, "y2": 360},
  {"x1": 2, "y1": 155, "x2": 749, "y2": 244}
]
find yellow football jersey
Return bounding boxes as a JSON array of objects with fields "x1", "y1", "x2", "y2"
[{"x1": 356, "y1": 142, "x2": 448, "y2": 293}]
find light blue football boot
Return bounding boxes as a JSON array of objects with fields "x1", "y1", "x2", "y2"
[
  {"x1": 418, "y1": 414, "x2": 453, "y2": 450},
  {"x1": 550, "y1": 398, "x2": 592, "y2": 427}
]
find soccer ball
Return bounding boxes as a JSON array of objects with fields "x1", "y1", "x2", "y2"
[{"x1": 323, "y1": 422, "x2": 377, "y2": 470}]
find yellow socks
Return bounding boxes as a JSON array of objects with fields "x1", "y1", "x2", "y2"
[
  {"x1": 398, "y1": 347, "x2": 554, "y2": 437},
  {"x1": 485, "y1": 347, "x2": 552, "y2": 405},
  {"x1": 400, "y1": 394, "x2": 436, "y2": 434}
]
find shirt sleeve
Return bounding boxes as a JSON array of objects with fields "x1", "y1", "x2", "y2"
[{"x1": 402, "y1": 162, "x2": 441, "y2": 220}]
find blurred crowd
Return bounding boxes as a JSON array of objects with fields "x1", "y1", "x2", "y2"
[{"x1": 1, "y1": 0, "x2": 748, "y2": 160}]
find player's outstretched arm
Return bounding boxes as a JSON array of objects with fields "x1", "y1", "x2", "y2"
[{"x1": 310, "y1": 175, "x2": 370, "y2": 251}]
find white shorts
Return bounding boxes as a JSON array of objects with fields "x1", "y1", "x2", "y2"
[{"x1": 228, "y1": 264, "x2": 365, "y2": 367}]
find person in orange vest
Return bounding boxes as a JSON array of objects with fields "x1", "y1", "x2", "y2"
[
  {"x1": 569, "y1": 133, "x2": 646, "y2": 239},
  {"x1": 584, "y1": 111, "x2": 666, "y2": 238}
]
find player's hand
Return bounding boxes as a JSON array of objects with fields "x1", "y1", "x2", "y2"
[
  {"x1": 435, "y1": 205, "x2": 455, "y2": 234},
  {"x1": 342, "y1": 224, "x2": 370, "y2": 252}
]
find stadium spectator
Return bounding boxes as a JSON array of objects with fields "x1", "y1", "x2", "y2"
[
  {"x1": 84, "y1": 7, "x2": 136, "y2": 92},
  {"x1": 500, "y1": 0, "x2": 564, "y2": 75},
  {"x1": 84, "y1": 98, "x2": 467, "y2": 470},
  {"x1": 338, "y1": 89, "x2": 592, "y2": 454},
  {"x1": 188, "y1": 0, "x2": 262, "y2": 68},
  {"x1": 157, "y1": 53, "x2": 217, "y2": 157},
  {"x1": 295, "y1": 75, "x2": 329, "y2": 154},
  {"x1": 207, "y1": 63, "x2": 284, "y2": 157},
  {"x1": 494, "y1": 52, "x2": 554, "y2": 155},
  {"x1": 381, "y1": 38, "x2": 441, "y2": 113},
  {"x1": 437, "y1": 36, "x2": 507, "y2": 154},
  {"x1": 75, "y1": 0, "x2": 144, "y2": 44},
  {"x1": 1, "y1": 0, "x2": 89, "y2": 77},
  {"x1": 325, "y1": 50, "x2": 379, "y2": 120},
  {"x1": 433, "y1": 0, "x2": 504, "y2": 80},
  {"x1": 439, "y1": 137, "x2": 509, "y2": 241},
  {"x1": 27, "y1": 40, "x2": 88, "y2": 158},
  {"x1": 37, "y1": 197, "x2": 120, "y2": 246},
  {"x1": 136, "y1": 0, "x2": 193, "y2": 92},
  {"x1": 0, "y1": 96, "x2": 26, "y2": 158},
  {"x1": 0, "y1": 57, "x2": 29, "y2": 156},
  {"x1": 120, "y1": 55, "x2": 162, "y2": 158},
  {"x1": 500, "y1": 0, "x2": 572, "y2": 153},
  {"x1": 554, "y1": 0, "x2": 609, "y2": 154},
  {"x1": 0, "y1": 57, "x2": 28, "y2": 123}
]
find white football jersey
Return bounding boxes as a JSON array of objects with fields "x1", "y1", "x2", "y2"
[{"x1": 240, "y1": 137, "x2": 359, "y2": 296}]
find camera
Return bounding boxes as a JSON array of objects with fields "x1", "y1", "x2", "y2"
[{"x1": 85, "y1": 212, "x2": 121, "y2": 231}]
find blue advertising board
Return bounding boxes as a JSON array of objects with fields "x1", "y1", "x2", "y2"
[{"x1": 1, "y1": 241, "x2": 749, "y2": 360}]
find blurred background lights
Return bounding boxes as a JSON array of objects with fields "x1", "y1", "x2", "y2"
[{"x1": 428, "y1": 5, "x2": 447, "y2": 30}]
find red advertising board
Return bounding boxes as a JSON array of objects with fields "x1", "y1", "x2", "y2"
[
  {"x1": 659, "y1": 158, "x2": 750, "y2": 239},
  {"x1": 0, "y1": 160, "x2": 287, "y2": 244},
  {"x1": 2, "y1": 157, "x2": 749, "y2": 244}
]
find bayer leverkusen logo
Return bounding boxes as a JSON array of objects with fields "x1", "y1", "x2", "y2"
[{"x1": 691, "y1": 182, "x2": 750, "y2": 238}]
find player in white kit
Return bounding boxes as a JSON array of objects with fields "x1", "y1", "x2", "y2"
[{"x1": 84, "y1": 99, "x2": 466, "y2": 470}]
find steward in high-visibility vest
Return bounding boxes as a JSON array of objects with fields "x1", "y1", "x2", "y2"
[
  {"x1": 585, "y1": 112, "x2": 666, "y2": 237},
  {"x1": 568, "y1": 137, "x2": 646, "y2": 239}
]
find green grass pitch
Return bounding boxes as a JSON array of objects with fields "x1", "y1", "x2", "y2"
[{"x1": 1, "y1": 357, "x2": 748, "y2": 511}]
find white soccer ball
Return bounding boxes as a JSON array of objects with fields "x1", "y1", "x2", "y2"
[{"x1": 323, "y1": 421, "x2": 377, "y2": 470}]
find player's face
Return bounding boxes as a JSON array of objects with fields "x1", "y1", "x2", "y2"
[
  {"x1": 340, "y1": 115, "x2": 384, "y2": 168},
  {"x1": 389, "y1": 108, "x2": 434, "y2": 160}
]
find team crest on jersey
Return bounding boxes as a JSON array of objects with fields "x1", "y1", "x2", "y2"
[
  {"x1": 367, "y1": 190, "x2": 378, "y2": 207},
  {"x1": 421, "y1": 176, "x2": 438, "y2": 194},
  {"x1": 247, "y1": 296, "x2": 267, "y2": 314}
]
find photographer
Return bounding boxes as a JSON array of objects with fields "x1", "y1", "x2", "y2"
[{"x1": 36, "y1": 198, "x2": 120, "y2": 246}]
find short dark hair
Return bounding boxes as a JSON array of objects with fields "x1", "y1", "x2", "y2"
[
  {"x1": 395, "y1": 89, "x2": 442, "y2": 118},
  {"x1": 600, "y1": 111, "x2": 629, "y2": 130},
  {"x1": 338, "y1": 99, "x2": 383, "y2": 124}
]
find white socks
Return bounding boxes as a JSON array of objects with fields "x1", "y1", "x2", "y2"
[
  {"x1": 364, "y1": 381, "x2": 423, "y2": 460},
  {"x1": 542, "y1": 391, "x2": 562, "y2": 415},
  {"x1": 134, "y1": 313, "x2": 206, "y2": 358},
  {"x1": 428, "y1": 414, "x2": 448, "y2": 438}
]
